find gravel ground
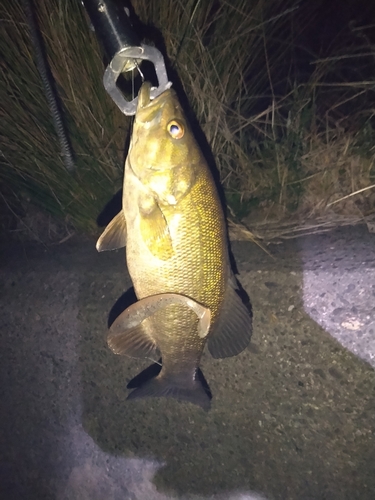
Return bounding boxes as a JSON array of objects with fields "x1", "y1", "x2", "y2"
[{"x1": 0, "y1": 225, "x2": 374, "y2": 500}]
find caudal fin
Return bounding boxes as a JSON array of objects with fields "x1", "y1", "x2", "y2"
[{"x1": 126, "y1": 366, "x2": 212, "y2": 411}]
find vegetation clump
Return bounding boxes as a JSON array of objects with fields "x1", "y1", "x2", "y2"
[{"x1": 0, "y1": 0, "x2": 374, "y2": 241}]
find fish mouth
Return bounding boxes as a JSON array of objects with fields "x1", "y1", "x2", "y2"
[
  {"x1": 138, "y1": 81, "x2": 152, "y2": 109},
  {"x1": 136, "y1": 82, "x2": 175, "y2": 125},
  {"x1": 136, "y1": 82, "x2": 162, "y2": 127}
]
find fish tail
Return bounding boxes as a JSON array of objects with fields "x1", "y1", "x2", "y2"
[{"x1": 127, "y1": 369, "x2": 212, "y2": 411}]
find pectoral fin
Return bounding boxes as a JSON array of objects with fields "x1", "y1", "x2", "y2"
[
  {"x1": 208, "y1": 275, "x2": 252, "y2": 358},
  {"x1": 96, "y1": 211, "x2": 127, "y2": 252},
  {"x1": 107, "y1": 293, "x2": 211, "y2": 358},
  {"x1": 140, "y1": 204, "x2": 173, "y2": 260}
]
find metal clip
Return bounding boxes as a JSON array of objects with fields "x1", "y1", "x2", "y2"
[
  {"x1": 81, "y1": 0, "x2": 172, "y2": 115},
  {"x1": 103, "y1": 44, "x2": 172, "y2": 115}
]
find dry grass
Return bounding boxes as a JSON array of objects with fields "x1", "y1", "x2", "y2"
[
  {"x1": 238, "y1": 91, "x2": 375, "y2": 239},
  {"x1": 0, "y1": 0, "x2": 127, "y2": 232},
  {"x1": 0, "y1": 0, "x2": 374, "y2": 241}
]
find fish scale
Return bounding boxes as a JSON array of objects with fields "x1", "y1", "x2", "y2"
[{"x1": 97, "y1": 82, "x2": 252, "y2": 409}]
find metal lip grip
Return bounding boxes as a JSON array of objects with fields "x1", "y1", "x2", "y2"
[{"x1": 81, "y1": 0, "x2": 171, "y2": 115}]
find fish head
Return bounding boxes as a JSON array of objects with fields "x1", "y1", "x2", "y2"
[{"x1": 128, "y1": 82, "x2": 201, "y2": 205}]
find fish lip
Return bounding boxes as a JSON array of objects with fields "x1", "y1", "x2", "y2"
[
  {"x1": 136, "y1": 83, "x2": 174, "y2": 125},
  {"x1": 138, "y1": 81, "x2": 174, "y2": 110},
  {"x1": 138, "y1": 82, "x2": 152, "y2": 109}
]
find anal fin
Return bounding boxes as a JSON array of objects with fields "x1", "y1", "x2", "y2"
[
  {"x1": 107, "y1": 322, "x2": 159, "y2": 359},
  {"x1": 108, "y1": 293, "x2": 211, "y2": 358}
]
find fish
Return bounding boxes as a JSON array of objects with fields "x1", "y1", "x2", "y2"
[{"x1": 96, "y1": 81, "x2": 252, "y2": 410}]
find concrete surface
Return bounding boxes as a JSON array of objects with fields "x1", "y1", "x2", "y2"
[{"x1": 0, "y1": 225, "x2": 374, "y2": 500}]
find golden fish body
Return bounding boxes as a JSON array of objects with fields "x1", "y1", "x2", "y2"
[{"x1": 97, "y1": 82, "x2": 252, "y2": 409}]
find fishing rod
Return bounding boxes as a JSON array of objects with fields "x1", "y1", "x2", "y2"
[
  {"x1": 81, "y1": 0, "x2": 171, "y2": 115},
  {"x1": 24, "y1": 0, "x2": 170, "y2": 174}
]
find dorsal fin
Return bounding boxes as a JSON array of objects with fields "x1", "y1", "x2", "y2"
[{"x1": 208, "y1": 275, "x2": 252, "y2": 358}]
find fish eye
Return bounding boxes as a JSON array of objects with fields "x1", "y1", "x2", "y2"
[{"x1": 167, "y1": 120, "x2": 184, "y2": 139}]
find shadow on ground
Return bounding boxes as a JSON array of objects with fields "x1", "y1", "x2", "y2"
[
  {"x1": 0, "y1": 230, "x2": 374, "y2": 499},
  {"x1": 77, "y1": 231, "x2": 375, "y2": 500}
]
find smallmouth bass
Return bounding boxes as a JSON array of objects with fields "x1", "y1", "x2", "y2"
[{"x1": 97, "y1": 82, "x2": 252, "y2": 410}]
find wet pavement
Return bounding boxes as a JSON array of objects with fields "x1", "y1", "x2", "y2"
[{"x1": 0, "y1": 225, "x2": 374, "y2": 500}]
